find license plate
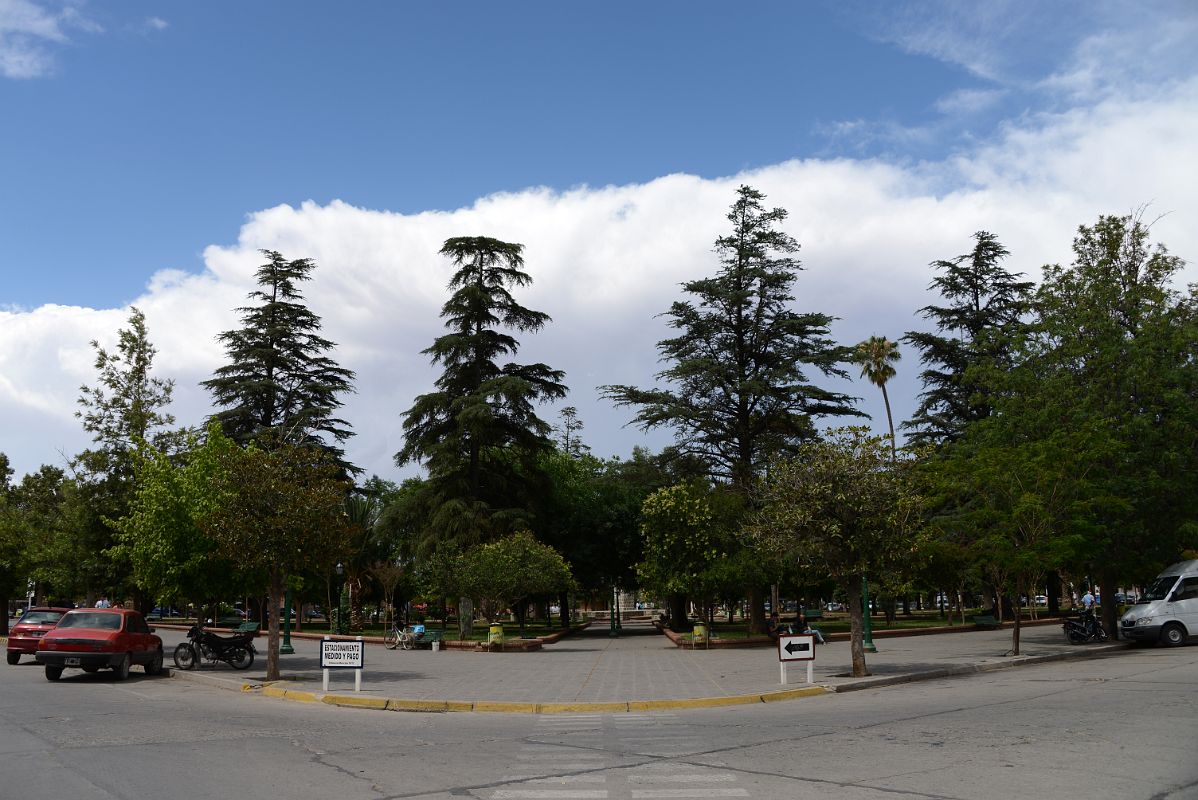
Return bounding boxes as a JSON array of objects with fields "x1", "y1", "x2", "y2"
[{"x1": 65, "y1": 657, "x2": 81, "y2": 666}]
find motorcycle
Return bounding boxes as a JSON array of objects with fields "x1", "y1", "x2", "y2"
[
  {"x1": 173, "y1": 623, "x2": 256, "y2": 670},
  {"x1": 1063, "y1": 612, "x2": 1108, "y2": 644}
]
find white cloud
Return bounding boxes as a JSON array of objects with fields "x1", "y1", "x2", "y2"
[
  {"x1": 3, "y1": 69, "x2": 1196, "y2": 482},
  {"x1": 0, "y1": 0, "x2": 100, "y2": 78}
]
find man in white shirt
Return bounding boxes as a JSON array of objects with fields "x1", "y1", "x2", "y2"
[{"x1": 95, "y1": 597, "x2": 110, "y2": 608}]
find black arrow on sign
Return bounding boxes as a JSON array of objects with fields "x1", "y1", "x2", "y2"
[{"x1": 784, "y1": 641, "x2": 810, "y2": 654}]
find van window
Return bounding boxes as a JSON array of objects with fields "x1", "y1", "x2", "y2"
[
  {"x1": 1142, "y1": 576, "x2": 1180, "y2": 602},
  {"x1": 1173, "y1": 577, "x2": 1198, "y2": 602}
]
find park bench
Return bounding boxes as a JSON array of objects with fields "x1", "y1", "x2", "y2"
[
  {"x1": 413, "y1": 628, "x2": 443, "y2": 648},
  {"x1": 803, "y1": 609, "x2": 823, "y2": 622},
  {"x1": 236, "y1": 621, "x2": 261, "y2": 635},
  {"x1": 971, "y1": 615, "x2": 1000, "y2": 630}
]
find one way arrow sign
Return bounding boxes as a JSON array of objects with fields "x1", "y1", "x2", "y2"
[{"x1": 777, "y1": 633, "x2": 816, "y2": 662}]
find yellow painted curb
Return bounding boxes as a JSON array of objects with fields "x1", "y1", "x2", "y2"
[
  {"x1": 538, "y1": 701, "x2": 630, "y2": 714},
  {"x1": 386, "y1": 699, "x2": 450, "y2": 713},
  {"x1": 760, "y1": 686, "x2": 829, "y2": 703},
  {"x1": 628, "y1": 694, "x2": 764, "y2": 712},
  {"x1": 323, "y1": 694, "x2": 388, "y2": 710},
  {"x1": 263, "y1": 685, "x2": 319, "y2": 702},
  {"x1": 472, "y1": 700, "x2": 539, "y2": 714},
  {"x1": 445, "y1": 701, "x2": 475, "y2": 713}
]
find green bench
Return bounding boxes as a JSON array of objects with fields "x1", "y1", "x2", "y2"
[
  {"x1": 972, "y1": 615, "x2": 1001, "y2": 629},
  {"x1": 236, "y1": 622, "x2": 260, "y2": 635},
  {"x1": 803, "y1": 609, "x2": 823, "y2": 621},
  {"x1": 414, "y1": 628, "x2": 443, "y2": 648}
]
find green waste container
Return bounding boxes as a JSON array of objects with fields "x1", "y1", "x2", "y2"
[
  {"x1": 692, "y1": 622, "x2": 707, "y2": 643},
  {"x1": 488, "y1": 624, "x2": 504, "y2": 644}
]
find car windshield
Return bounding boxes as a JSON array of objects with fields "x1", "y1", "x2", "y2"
[
  {"x1": 19, "y1": 610, "x2": 64, "y2": 625},
  {"x1": 1140, "y1": 576, "x2": 1179, "y2": 602},
  {"x1": 57, "y1": 612, "x2": 122, "y2": 630}
]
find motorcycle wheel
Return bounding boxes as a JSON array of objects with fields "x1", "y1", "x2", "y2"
[
  {"x1": 1065, "y1": 626, "x2": 1087, "y2": 645},
  {"x1": 228, "y1": 647, "x2": 254, "y2": 670},
  {"x1": 173, "y1": 642, "x2": 197, "y2": 670}
]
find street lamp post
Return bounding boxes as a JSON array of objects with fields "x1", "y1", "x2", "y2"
[
  {"x1": 334, "y1": 562, "x2": 346, "y2": 636},
  {"x1": 280, "y1": 588, "x2": 295, "y2": 655},
  {"x1": 862, "y1": 575, "x2": 877, "y2": 653}
]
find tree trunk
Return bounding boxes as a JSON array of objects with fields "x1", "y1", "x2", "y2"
[
  {"x1": 1047, "y1": 571, "x2": 1063, "y2": 614},
  {"x1": 747, "y1": 585, "x2": 766, "y2": 634},
  {"x1": 266, "y1": 570, "x2": 284, "y2": 682},
  {"x1": 847, "y1": 575, "x2": 868, "y2": 678},
  {"x1": 668, "y1": 593, "x2": 688, "y2": 633},
  {"x1": 458, "y1": 596, "x2": 474, "y2": 640},
  {"x1": 557, "y1": 590, "x2": 570, "y2": 630}
]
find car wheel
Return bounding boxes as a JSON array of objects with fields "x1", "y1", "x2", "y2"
[
  {"x1": 144, "y1": 648, "x2": 164, "y2": 676},
  {"x1": 1160, "y1": 622, "x2": 1187, "y2": 647},
  {"x1": 45, "y1": 664, "x2": 63, "y2": 681},
  {"x1": 113, "y1": 653, "x2": 131, "y2": 681},
  {"x1": 6, "y1": 652, "x2": 19, "y2": 666}
]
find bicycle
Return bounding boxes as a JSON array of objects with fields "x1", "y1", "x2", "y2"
[{"x1": 384, "y1": 622, "x2": 419, "y2": 650}]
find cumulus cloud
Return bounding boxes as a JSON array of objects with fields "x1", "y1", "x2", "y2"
[{"x1": 2, "y1": 69, "x2": 1196, "y2": 482}]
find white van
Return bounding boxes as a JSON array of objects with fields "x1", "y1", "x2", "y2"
[{"x1": 1119, "y1": 560, "x2": 1198, "y2": 646}]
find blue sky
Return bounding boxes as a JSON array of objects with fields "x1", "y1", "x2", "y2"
[
  {"x1": 2, "y1": 1, "x2": 1197, "y2": 481},
  {"x1": 6, "y1": 1, "x2": 1042, "y2": 308}
]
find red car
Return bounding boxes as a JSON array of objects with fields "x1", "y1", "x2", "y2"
[
  {"x1": 6, "y1": 606, "x2": 73, "y2": 665},
  {"x1": 36, "y1": 608, "x2": 164, "y2": 681}
]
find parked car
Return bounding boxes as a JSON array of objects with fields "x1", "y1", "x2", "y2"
[
  {"x1": 6, "y1": 606, "x2": 73, "y2": 665},
  {"x1": 36, "y1": 608, "x2": 164, "y2": 681},
  {"x1": 1034, "y1": 595, "x2": 1048, "y2": 606}
]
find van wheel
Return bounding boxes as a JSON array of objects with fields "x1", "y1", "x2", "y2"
[{"x1": 1160, "y1": 623, "x2": 1187, "y2": 647}]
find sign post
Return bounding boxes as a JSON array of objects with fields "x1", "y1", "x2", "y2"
[
  {"x1": 320, "y1": 636, "x2": 365, "y2": 692},
  {"x1": 777, "y1": 633, "x2": 815, "y2": 685}
]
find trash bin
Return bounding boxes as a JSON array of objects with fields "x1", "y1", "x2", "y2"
[
  {"x1": 488, "y1": 624, "x2": 504, "y2": 644},
  {"x1": 431, "y1": 640, "x2": 441, "y2": 652},
  {"x1": 692, "y1": 622, "x2": 707, "y2": 643}
]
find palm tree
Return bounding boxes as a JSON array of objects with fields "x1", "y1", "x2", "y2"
[{"x1": 853, "y1": 336, "x2": 901, "y2": 460}]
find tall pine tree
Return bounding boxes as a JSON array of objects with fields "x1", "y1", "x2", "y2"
[
  {"x1": 396, "y1": 237, "x2": 567, "y2": 555},
  {"x1": 603, "y1": 185, "x2": 859, "y2": 632},
  {"x1": 902, "y1": 232, "x2": 1033, "y2": 446},
  {"x1": 603, "y1": 185, "x2": 859, "y2": 494},
  {"x1": 203, "y1": 250, "x2": 357, "y2": 473}
]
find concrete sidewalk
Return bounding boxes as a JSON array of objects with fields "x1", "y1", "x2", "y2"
[{"x1": 163, "y1": 619, "x2": 1131, "y2": 713}]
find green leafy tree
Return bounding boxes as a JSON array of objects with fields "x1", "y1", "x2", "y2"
[
  {"x1": 201, "y1": 441, "x2": 354, "y2": 681},
  {"x1": 74, "y1": 307, "x2": 182, "y2": 607},
  {"x1": 457, "y1": 531, "x2": 574, "y2": 633},
  {"x1": 203, "y1": 250, "x2": 358, "y2": 473},
  {"x1": 748, "y1": 427, "x2": 928, "y2": 677},
  {"x1": 0, "y1": 454, "x2": 20, "y2": 635},
  {"x1": 109, "y1": 424, "x2": 246, "y2": 609},
  {"x1": 852, "y1": 336, "x2": 901, "y2": 459},
  {"x1": 604, "y1": 185, "x2": 859, "y2": 631},
  {"x1": 1001, "y1": 213, "x2": 1198, "y2": 635},
  {"x1": 902, "y1": 232, "x2": 1033, "y2": 447},
  {"x1": 396, "y1": 236, "x2": 567, "y2": 553}
]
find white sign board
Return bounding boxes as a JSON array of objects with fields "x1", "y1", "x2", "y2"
[
  {"x1": 778, "y1": 633, "x2": 815, "y2": 662},
  {"x1": 320, "y1": 638, "x2": 365, "y2": 669}
]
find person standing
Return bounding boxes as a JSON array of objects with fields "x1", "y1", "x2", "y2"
[{"x1": 95, "y1": 597, "x2": 110, "y2": 608}]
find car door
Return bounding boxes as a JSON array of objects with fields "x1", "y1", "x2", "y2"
[{"x1": 123, "y1": 612, "x2": 154, "y2": 663}]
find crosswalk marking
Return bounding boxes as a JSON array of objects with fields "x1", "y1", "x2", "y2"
[
  {"x1": 630, "y1": 790, "x2": 749, "y2": 799},
  {"x1": 492, "y1": 791, "x2": 608, "y2": 799},
  {"x1": 628, "y1": 774, "x2": 736, "y2": 783}
]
